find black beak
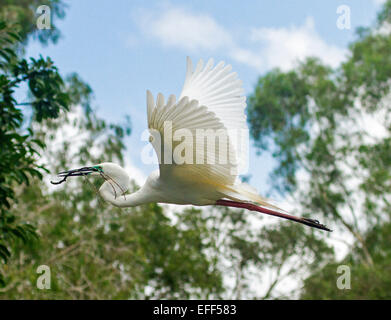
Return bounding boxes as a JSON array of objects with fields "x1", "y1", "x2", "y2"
[{"x1": 51, "y1": 166, "x2": 99, "y2": 185}]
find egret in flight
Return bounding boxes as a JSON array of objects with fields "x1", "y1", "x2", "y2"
[{"x1": 52, "y1": 57, "x2": 330, "y2": 231}]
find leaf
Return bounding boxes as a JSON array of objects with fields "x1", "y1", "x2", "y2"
[{"x1": 0, "y1": 244, "x2": 11, "y2": 263}]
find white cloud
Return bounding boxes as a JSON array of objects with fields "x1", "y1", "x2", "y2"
[
  {"x1": 138, "y1": 7, "x2": 232, "y2": 51},
  {"x1": 229, "y1": 47, "x2": 264, "y2": 71},
  {"x1": 248, "y1": 17, "x2": 346, "y2": 71},
  {"x1": 136, "y1": 7, "x2": 346, "y2": 72}
]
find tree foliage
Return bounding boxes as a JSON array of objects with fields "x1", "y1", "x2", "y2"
[
  {"x1": 0, "y1": 19, "x2": 73, "y2": 286},
  {"x1": 3, "y1": 0, "x2": 391, "y2": 299},
  {"x1": 0, "y1": 0, "x2": 67, "y2": 45},
  {"x1": 247, "y1": 1, "x2": 391, "y2": 297},
  {"x1": 302, "y1": 222, "x2": 391, "y2": 299}
]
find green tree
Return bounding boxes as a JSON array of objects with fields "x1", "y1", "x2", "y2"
[
  {"x1": 0, "y1": 19, "x2": 76, "y2": 286},
  {"x1": 247, "y1": 1, "x2": 391, "y2": 298},
  {"x1": 302, "y1": 222, "x2": 391, "y2": 299},
  {"x1": 0, "y1": 103, "x2": 225, "y2": 298},
  {"x1": 0, "y1": 0, "x2": 341, "y2": 299},
  {"x1": 0, "y1": 0, "x2": 67, "y2": 45},
  {"x1": 0, "y1": 5, "x2": 225, "y2": 296},
  {"x1": 0, "y1": 85, "x2": 235, "y2": 298},
  {"x1": 0, "y1": 1, "x2": 236, "y2": 298}
]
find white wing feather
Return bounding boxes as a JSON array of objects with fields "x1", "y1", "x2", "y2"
[
  {"x1": 146, "y1": 57, "x2": 263, "y2": 205},
  {"x1": 180, "y1": 57, "x2": 249, "y2": 175},
  {"x1": 147, "y1": 90, "x2": 236, "y2": 187},
  {"x1": 144, "y1": 58, "x2": 286, "y2": 211}
]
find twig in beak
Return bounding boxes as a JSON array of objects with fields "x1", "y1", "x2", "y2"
[
  {"x1": 82, "y1": 174, "x2": 106, "y2": 208},
  {"x1": 101, "y1": 172, "x2": 127, "y2": 200},
  {"x1": 99, "y1": 171, "x2": 117, "y2": 199},
  {"x1": 51, "y1": 166, "x2": 99, "y2": 185},
  {"x1": 51, "y1": 175, "x2": 68, "y2": 185}
]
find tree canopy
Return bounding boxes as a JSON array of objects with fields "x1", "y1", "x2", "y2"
[
  {"x1": 0, "y1": 18, "x2": 72, "y2": 286},
  {"x1": 247, "y1": 0, "x2": 391, "y2": 298},
  {"x1": 1, "y1": 0, "x2": 391, "y2": 299}
]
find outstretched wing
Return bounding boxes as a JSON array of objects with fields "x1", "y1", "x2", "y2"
[
  {"x1": 147, "y1": 91, "x2": 236, "y2": 187},
  {"x1": 146, "y1": 57, "x2": 248, "y2": 188},
  {"x1": 180, "y1": 57, "x2": 249, "y2": 174}
]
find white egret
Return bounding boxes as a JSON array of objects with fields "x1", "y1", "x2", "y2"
[{"x1": 52, "y1": 57, "x2": 330, "y2": 231}]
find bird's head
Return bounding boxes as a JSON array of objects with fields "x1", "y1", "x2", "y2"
[{"x1": 51, "y1": 162, "x2": 130, "y2": 195}]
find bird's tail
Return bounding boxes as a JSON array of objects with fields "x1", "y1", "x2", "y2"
[
  {"x1": 216, "y1": 182, "x2": 332, "y2": 231},
  {"x1": 219, "y1": 182, "x2": 284, "y2": 212}
]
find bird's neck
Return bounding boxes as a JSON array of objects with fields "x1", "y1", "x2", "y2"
[{"x1": 99, "y1": 181, "x2": 150, "y2": 207}]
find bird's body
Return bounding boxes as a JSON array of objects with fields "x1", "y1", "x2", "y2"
[
  {"x1": 52, "y1": 57, "x2": 331, "y2": 231},
  {"x1": 99, "y1": 168, "x2": 225, "y2": 207}
]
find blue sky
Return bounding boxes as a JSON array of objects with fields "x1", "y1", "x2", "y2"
[{"x1": 26, "y1": 0, "x2": 384, "y2": 195}]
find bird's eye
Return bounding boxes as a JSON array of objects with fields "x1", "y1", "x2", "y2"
[{"x1": 93, "y1": 166, "x2": 103, "y2": 172}]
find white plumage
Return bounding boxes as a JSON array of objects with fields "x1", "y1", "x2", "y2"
[
  {"x1": 52, "y1": 57, "x2": 331, "y2": 232},
  {"x1": 144, "y1": 57, "x2": 263, "y2": 206}
]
